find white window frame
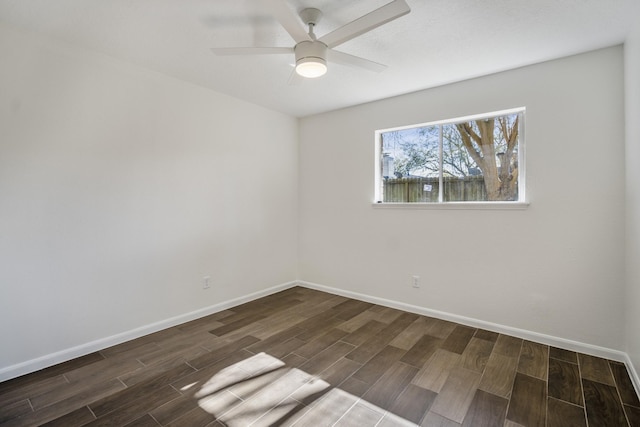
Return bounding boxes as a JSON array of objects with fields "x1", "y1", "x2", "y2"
[{"x1": 373, "y1": 107, "x2": 528, "y2": 210}]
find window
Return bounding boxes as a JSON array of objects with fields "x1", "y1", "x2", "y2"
[{"x1": 375, "y1": 108, "x2": 525, "y2": 205}]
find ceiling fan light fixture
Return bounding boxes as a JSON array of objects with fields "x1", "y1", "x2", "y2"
[
  {"x1": 296, "y1": 57, "x2": 327, "y2": 78},
  {"x1": 294, "y1": 40, "x2": 328, "y2": 78}
]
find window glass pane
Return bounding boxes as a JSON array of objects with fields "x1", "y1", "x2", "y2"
[
  {"x1": 381, "y1": 125, "x2": 440, "y2": 202},
  {"x1": 445, "y1": 114, "x2": 519, "y2": 202}
]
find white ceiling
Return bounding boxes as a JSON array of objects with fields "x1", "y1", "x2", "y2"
[{"x1": 0, "y1": 0, "x2": 637, "y2": 117}]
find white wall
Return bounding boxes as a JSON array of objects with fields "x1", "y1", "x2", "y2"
[
  {"x1": 299, "y1": 47, "x2": 626, "y2": 350},
  {"x1": 625, "y1": 23, "x2": 640, "y2": 376},
  {"x1": 0, "y1": 23, "x2": 298, "y2": 377}
]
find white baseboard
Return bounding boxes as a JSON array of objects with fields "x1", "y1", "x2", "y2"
[
  {"x1": 0, "y1": 281, "x2": 297, "y2": 382},
  {"x1": 297, "y1": 280, "x2": 640, "y2": 395},
  {"x1": 624, "y1": 353, "x2": 640, "y2": 403}
]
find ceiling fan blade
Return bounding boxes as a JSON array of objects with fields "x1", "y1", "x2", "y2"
[
  {"x1": 328, "y1": 50, "x2": 387, "y2": 73},
  {"x1": 318, "y1": 0, "x2": 410, "y2": 48},
  {"x1": 260, "y1": 0, "x2": 311, "y2": 43},
  {"x1": 211, "y1": 47, "x2": 293, "y2": 56}
]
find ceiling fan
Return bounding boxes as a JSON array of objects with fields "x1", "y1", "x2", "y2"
[{"x1": 211, "y1": 0, "x2": 411, "y2": 79}]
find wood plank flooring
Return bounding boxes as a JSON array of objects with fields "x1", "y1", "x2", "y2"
[{"x1": 1, "y1": 286, "x2": 639, "y2": 426}]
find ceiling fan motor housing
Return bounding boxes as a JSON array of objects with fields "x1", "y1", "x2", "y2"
[{"x1": 294, "y1": 40, "x2": 328, "y2": 77}]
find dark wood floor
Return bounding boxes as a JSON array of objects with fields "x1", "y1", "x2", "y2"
[{"x1": 1, "y1": 286, "x2": 639, "y2": 426}]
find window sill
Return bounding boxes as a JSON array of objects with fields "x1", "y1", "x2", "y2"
[{"x1": 371, "y1": 201, "x2": 530, "y2": 210}]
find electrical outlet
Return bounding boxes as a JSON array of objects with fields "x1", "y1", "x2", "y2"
[
  {"x1": 203, "y1": 276, "x2": 211, "y2": 289},
  {"x1": 412, "y1": 275, "x2": 420, "y2": 288}
]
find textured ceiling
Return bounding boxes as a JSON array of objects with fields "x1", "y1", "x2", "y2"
[{"x1": 0, "y1": 0, "x2": 637, "y2": 117}]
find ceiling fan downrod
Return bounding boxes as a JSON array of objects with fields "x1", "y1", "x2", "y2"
[{"x1": 294, "y1": 8, "x2": 327, "y2": 78}]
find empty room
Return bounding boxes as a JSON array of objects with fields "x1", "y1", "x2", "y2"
[{"x1": 1, "y1": 0, "x2": 640, "y2": 426}]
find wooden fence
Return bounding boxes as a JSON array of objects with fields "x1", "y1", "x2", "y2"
[{"x1": 383, "y1": 176, "x2": 489, "y2": 202}]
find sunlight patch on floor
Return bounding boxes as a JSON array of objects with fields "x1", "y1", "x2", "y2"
[{"x1": 194, "y1": 352, "x2": 417, "y2": 426}]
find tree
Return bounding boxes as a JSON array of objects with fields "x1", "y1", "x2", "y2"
[
  {"x1": 455, "y1": 115, "x2": 519, "y2": 201},
  {"x1": 441, "y1": 125, "x2": 480, "y2": 177},
  {"x1": 384, "y1": 126, "x2": 478, "y2": 178},
  {"x1": 382, "y1": 127, "x2": 438, "y2": 177}
]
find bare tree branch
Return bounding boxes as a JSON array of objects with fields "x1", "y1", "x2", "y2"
[{"x1": 455, "y1": 123, "x2": 484, "y2": 168}]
